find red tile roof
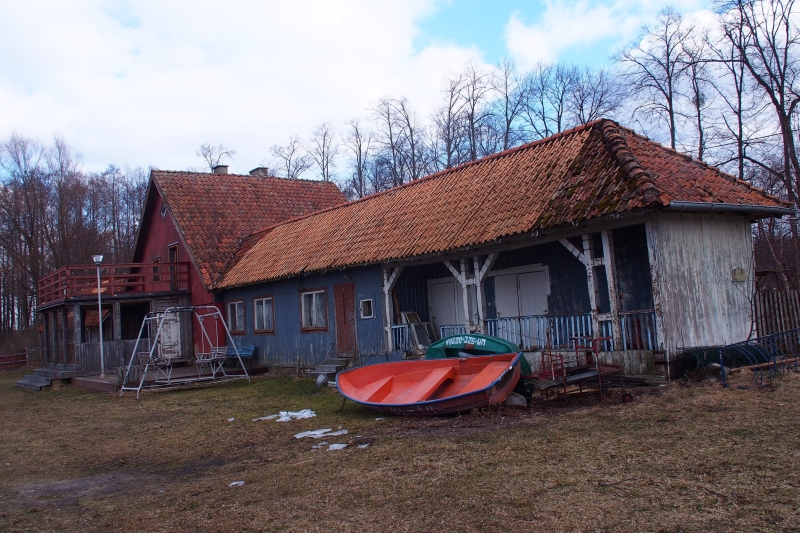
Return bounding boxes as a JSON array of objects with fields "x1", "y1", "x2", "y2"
[
  {"x1": 218, "y1": 120, "x2": 790, "y2": 289},
  {"x1": 149, "y1": 171, "x2": 347, "y2": 288}
]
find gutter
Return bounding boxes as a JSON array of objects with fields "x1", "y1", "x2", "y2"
[{"x1": 665, "y1": 201, "x2": 796, "y2": 217}]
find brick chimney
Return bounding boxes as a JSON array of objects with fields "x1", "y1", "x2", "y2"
[
  {"x1": 212, "y1": 165, "x2": 229, "y2": 174},
  {"x1": 249, "y1": 167, "x2": 269, "y2": 176}
]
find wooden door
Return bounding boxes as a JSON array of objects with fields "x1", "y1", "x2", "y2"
[{"x1": 334, "y1": 283, "x2": 357, "y2": 358}]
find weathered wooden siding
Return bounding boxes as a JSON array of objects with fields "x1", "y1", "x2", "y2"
[
  {"x1": 222, "y1": 266, "x2": 385, "y2": 368},
  {"x1": 75, "y1": 340, "x2": 142, "y2": 371},
  {"x1": 132, "y1": 186, "x2": 217, "y2": 352},
  {"x1": 647, "y1": 212, "x2": 753, "y2": 354}
]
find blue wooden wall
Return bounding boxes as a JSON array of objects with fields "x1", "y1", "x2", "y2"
[{"x1": 221, "y1": 265, "x2": 385, "y2": 368}]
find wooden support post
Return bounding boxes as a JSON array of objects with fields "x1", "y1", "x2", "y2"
[
  {"x1": 473, "y1": 256, "x2": 484, "y2": 333},
  {"x1": 582, "y1": 235, "x2": 600, "y2": 341},
  {"x1": 601, "y1": 230, "x2": 622, "y2": 350},
  {"x1": 460, "y1": 259, "x2": 471, "y2": 330},
  {"x1": 383, "y1": 266, "x2": 403, "y2": 351},
  {"x1": 472, "y1": 254, "x2": 498, "y2": 334},
  {"x1": 113, "y1": 302, "x2": 122, "y2": 341}
]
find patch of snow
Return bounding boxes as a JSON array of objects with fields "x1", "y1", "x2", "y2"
[
  {"x1": 275, "y1": 409, "x2": 316, "y2": 422},
  {"x1": 327, "y1": 443, "x2": 348, "y2": 451},
  {"x1": 228, "y1": 481, "x2": 245, "y2": 487}
]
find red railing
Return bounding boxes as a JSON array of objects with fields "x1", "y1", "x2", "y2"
[{"x1": 38, "y1": 262, "x2": 191, "y2": 306}]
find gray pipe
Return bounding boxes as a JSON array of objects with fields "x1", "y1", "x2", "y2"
[{"x1": 665, "y1": 201, "x2": 796, "y2": 216}]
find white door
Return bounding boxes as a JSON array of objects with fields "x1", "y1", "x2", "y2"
[
  {"x1": 428, "y1": 279, "x2": 478, "y2": 328},
  {"x1": 495, "y1": 274, "x2": 521, "y2": 318},
  {"x1": 155, "y1": 301, "x2": 181, "y2": 360},
  {"x1": 492, "y1": 267, "x2": 550, "y2": 318},
  {"x1": 428, "y1": 281, "x2": 459, "y2": 328},
  {"x1": 518, "y1": 271, "x2": 549, "y2": 316}
]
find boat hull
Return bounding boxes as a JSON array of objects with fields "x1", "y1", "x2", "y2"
[{"x1": 337, "y1": 353, "x2": 522, "y2": 416}]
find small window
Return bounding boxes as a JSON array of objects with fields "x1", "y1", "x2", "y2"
[
  {"x1": 160, "y1": 204, "x2": 167, "y2": 218},
  {"x1": 227, "y1": 300, "x2": 245, "y2": 333},
  {"x1": 301, "y1": 289, "x2": 326, "y2": 330},
  {"x1": 254, "y1": 297, "x2": 274, "y2": 333},
  {"x1": 360, "y1": 299, "x2": 374, "y2": 319}
]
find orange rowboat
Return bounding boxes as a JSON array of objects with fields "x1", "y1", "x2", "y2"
[{"x1": 336, "y1": 353, "x2": 522, "y2": 416}]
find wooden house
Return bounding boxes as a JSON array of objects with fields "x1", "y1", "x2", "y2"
[
  {"x1": 35, "y1": 166, "x2": 346, "y2": 376},
  {"x1": 214, "y1": 120, "x2": 793, "y2": 375},
  {"x1": 35, "y1": 120, "x2": 794, "y2": 380}
]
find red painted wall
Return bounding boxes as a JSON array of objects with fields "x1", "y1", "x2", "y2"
[{"x1": 135, "y1": 190, "x2": 223, "y2": 352}]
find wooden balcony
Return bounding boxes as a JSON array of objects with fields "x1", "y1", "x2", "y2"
[{"x1": 38, "y1": 262, "x2": 191, "y2": 309}]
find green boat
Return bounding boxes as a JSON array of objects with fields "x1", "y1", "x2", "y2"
[{"x1": 425, "y1": 333, "x2": 533, "y2": 398}]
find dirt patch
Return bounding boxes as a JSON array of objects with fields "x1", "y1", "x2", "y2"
[{"x1": 10, "y1": 472, "x2": 154, "y2": 510}]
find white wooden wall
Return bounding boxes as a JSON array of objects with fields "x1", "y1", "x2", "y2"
[{"x1": 646, "y1": 212, "x2": 754, "y2": 355}]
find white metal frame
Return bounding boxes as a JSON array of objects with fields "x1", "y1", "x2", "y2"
[{"x1": 119, "y1": 305, "x2": 250, "y2": 398}]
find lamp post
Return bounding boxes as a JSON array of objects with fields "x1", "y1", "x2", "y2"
[{"x1": 92, "y1": 254, "x2": 105, "y2": 378}]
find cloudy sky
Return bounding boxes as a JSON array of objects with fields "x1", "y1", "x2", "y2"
[{"x1": 0, "y1": 0, "x2": 711, "y2": 174}]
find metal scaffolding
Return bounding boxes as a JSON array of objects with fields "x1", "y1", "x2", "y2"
[{"x1": 119, "y1": 305, "x2": 250, "y2": 398}]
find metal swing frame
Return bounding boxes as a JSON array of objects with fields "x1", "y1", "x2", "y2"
[{"x1": 119, "y1": 305, "x2": 250, "y2": 398}]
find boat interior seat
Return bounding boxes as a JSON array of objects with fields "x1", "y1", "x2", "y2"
[
  {"x1": 404, "y1": 367, "x2": 455, "y2": 403},
  {"x1": 362, "y1": 375, "x2": 394, "y2": 402},
  {"x1": 459, "y1": 361, "x2": 513, "y2": 394}
]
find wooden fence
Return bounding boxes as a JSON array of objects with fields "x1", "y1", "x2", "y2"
[
  {"x1": 755, "y1": 290, "x2": 800, "y2": 337},
  {"x1": 0, "y1": 352, "x2": 27, "y2": 370}
]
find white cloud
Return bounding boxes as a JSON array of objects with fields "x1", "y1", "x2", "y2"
[
  {"x1": 504, "y1": 0, "x2": 710, "y2": 69},
  {"x1": 0, "y1": 0, "x2": 487, "y2": 174}
]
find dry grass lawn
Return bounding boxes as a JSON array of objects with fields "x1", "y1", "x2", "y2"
[{"x1": 1, "y1": 367, "x2": 799, "y2": 532}]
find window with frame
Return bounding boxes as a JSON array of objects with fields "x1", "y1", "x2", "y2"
[
  {"x1": 360, "y1": 299, "x2": 374, "y2": 319},
  {"x1": 254, "y1": 296, "x2": 274, "y2": 333},
  {"x1": 300, "y1": 289, "x2": 326, "y2": 330},
  {"x1": 227, "y1": 300, "x2": 245, "y2": 333}
]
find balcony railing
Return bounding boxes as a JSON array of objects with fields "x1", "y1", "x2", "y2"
[
  {"x1": 440, "y1": 310, "x2": 658, "y2": 351},
  {"x1": 38, "y1": 262, "x2": 191, "y2": 307}
]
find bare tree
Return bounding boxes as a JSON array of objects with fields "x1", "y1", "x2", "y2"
[
  {"x1": 521, "y1": 63, "x2": 578, "y2": 138},
  {"x1": 308, "y1": 123, "x2": 340, "y2": 182},
  {"x1": 491, "y1": 58, "x2": 529, "y2": 150},
  {"x1": 196, "y1": 143, "x2": 236, "y2": 171},
  {"x1": 567, "y1": 67, "x2": 625, "y2": 125},
  {"x1": 707, "y1": 12, "x2": 760, "y2": 180},
  {"x1": 269, "y1": 136, "x2": 312, "y2": 179},
  {"x1": 460, "y1": 63, "x2": 495, "y2": 160},
  {"x1": 617, "y1": 7, "x2": 694, "y2": 149},
  {"x1": 682, "y1": 33, "x2": 714, "y2": 160},
  {"x1": 392, "y1": 98, "x2": 429, "y2": 181},
  {"x1": 431, "y1": 73, "x2": 468, "y2": 171},
  {"x1": 341, "y1": 119, "x2": 373, "y2": 198},
  {"x1": 372, "y1": 98, "x2": 407, "y2": 187},
  {"x1": 720, "y1": 0, "x2": 800, "y2": 209}
]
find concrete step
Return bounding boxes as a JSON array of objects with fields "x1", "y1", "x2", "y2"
[
  {"x1": 15, "y1": 374, "x2": 52, "y2": 391},
  {"x1": 308, "y1": 364, "x2": 343, "y2": 375},
  {"x1": 34, "y1": 367, "x2": 57, "y2": 379}
]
